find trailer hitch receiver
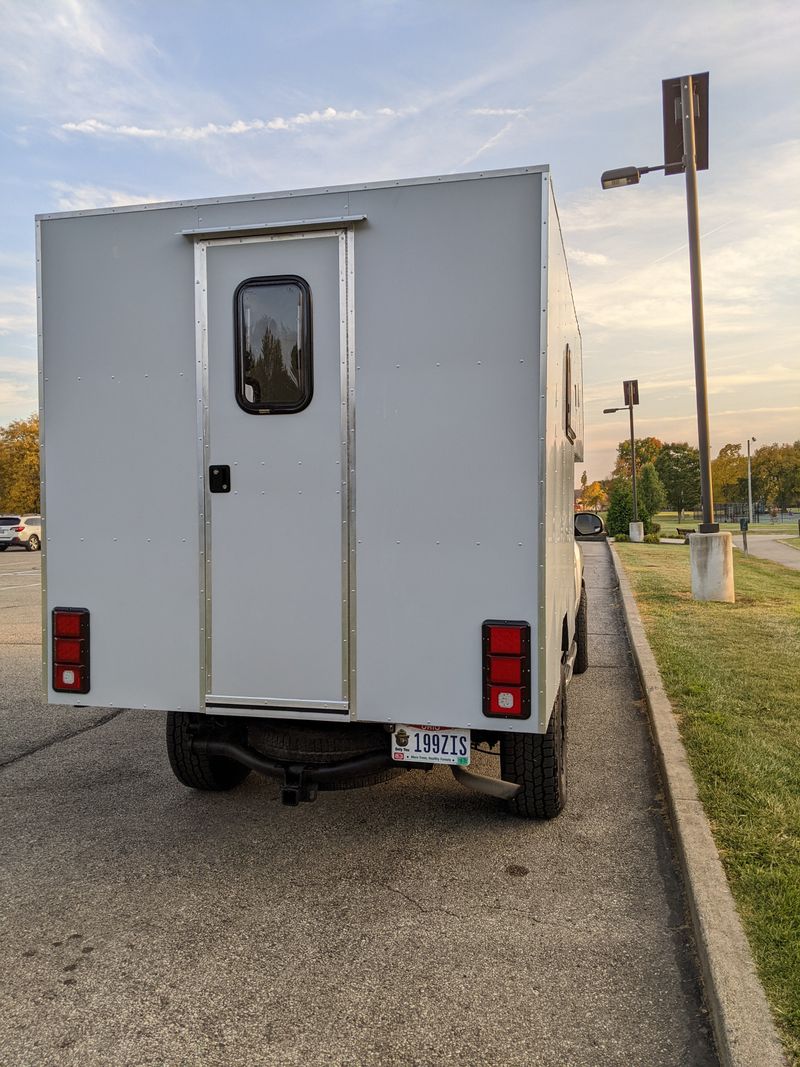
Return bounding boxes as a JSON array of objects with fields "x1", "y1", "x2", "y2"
[{"x1": 281, "y1": 764, "x2": 318, "y2": 806}]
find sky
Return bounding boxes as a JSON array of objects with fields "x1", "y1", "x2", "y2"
[{"x1": 0, "y1": 0, "x2": 798, "y2": 482}]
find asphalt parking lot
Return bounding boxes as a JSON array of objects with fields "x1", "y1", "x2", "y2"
[{"x1": 0, "y1": 544, "x2": 718, "y2": 1066}]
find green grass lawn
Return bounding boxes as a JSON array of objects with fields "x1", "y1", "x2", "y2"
[
  {"x1": 653, "y1": 513, "x2": 800, "y2": 538},
  {"x1": 785, "y1": 538, "x2": 800, "y2": 551},
  {"x1": 615, "y1": 543, "x2": 800, "y2": 1062}
]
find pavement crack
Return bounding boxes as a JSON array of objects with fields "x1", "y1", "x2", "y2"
[
  {"x1": 0, "y1": 711, "x2": 124, "y2": 771},
  {"x1": 375, "y1": 883, "x2": 542, "y2": 923},
  {"x1": 376, "y1": 882, "x2": 465, "y2": 919}
]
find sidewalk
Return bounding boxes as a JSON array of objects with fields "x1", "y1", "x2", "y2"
[{"x1": 732, "y1": 534, "x2": 800, "y2": 571}]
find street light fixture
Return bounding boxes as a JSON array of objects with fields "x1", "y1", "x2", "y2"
[
  {"x1": 600, "y1": 164, "x2": 665, "y2": 190},
  {"x1": 600, "y1": 72, "x2": 734, "y2": 602}
]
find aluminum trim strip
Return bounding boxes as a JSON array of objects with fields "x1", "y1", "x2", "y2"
[
  {"x1": 537, "y1": 175, "x2": 550, "y2": 731},
  {"x1": 338, "y1": 232, "x2": 350, "y2": 700},
  {"x1": 36, "y1": 219, "x2": 47, "y2": 696},
  {"x1": 345, "y1": 226, "x2": 358, "y2": 719},
  {"x1": 202, "y1": 227, "x2": 351, "y2": 708},
  {"x1": 206, "y1": 695, "x2": 349, "y2": 711},
  {"x1": 36, "y1": 166, "x2": 550, "y2": 221},
  {"x1": 204, "y1": 705, "x2": 349, "y2": 721},
  {"x1": 203, "y1": 230, "x2": 340, "y2": 249},
  {"x1": 194, "y1": 241, "x2": 211, "y2": 702},
  {"x1": 180, "y1": 216, "x2": 366, "y2": 239}
]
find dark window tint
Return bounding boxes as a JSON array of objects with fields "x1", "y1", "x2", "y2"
[
  {"x1": 0, "y1": 517, "x2": 20, "y2": 525},
  {"x1": 565, "y1": 344, "x2": 576, "y2": 443},
  {"x1": 235, "y1": 276, "x2": 312, "y2": 414}
]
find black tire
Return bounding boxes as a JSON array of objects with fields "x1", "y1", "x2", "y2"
[
  {"x1": 0, "y1": 545, "x2": 6, "y2": 551},
  {"x1": 166, "y1": 712, "x2": 251, "y2": 791},
  {"x1": 574, "y1": 584, "x2": 589, "y2": 675},
  {"x1": 26, "y1": 535, "x2": 41, "y2": 552},
  {"x1": 247, "y1": 720, "x2": 401, "y2": 791},
  {"x1": 500, "y1": 668, "x2": 568, "y2": 819}
]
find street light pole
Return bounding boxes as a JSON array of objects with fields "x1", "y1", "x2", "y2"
[
  {"x1": 680, "y1": 75, "x2": 717, "y2": 533},
  {"x1": 629, "y1": 402, "x2": 638, "y2": 523},
  {"x1": 600, "y1": 73, "x2": 734, "y2": 600},
  {"x1": 747, "y1": 436, "x2": 755, "y2": 524}
]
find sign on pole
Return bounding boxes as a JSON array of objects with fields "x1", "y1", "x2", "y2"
[
  {"x1": 662, "y1": 72, "x2": 709, "y2": 175},
  {"x1": 623, "y1": 379, "x2": 639, "y2": 406}
]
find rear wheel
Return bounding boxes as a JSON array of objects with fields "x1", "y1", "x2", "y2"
[
  {"x1": 500, "y1": 667, "x2": 568, "y2": 819},
  {"x1": 574, "y1": 585, "x2": 589, "y2": 675},
  {"x1": 166, "y1": 712, "x2": 251, "y2": 791},
  {"x1": 26, "y1": 535, "x2": 41, "y2": 552}
]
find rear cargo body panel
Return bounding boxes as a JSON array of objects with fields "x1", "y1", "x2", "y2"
[
  {"x1": 348, "y1": 175, "x2": 543, "y2": 730},
  {"x1": 38, "y1": 166, "x2": 581, "y2": 734}
]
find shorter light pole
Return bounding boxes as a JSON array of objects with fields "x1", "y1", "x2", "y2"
[
  {"x1": 604, "y1": 379, "x2": 641, "y2": 540},
  {"x1": 746, "y1": 436, "x2": 756, "y2": 524}
]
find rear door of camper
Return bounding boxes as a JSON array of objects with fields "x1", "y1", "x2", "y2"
[{"x1": 198, "y1": 228, "x2": 353, "y2": 714}]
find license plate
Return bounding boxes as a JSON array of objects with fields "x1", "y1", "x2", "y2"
[{"x1": 391, "y1": 725, "x2": 470, "y2": 766}]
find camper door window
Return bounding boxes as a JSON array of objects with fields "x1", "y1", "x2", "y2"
[{"x1": 234, "y1": 276, "x2": 313, "y2": 414}]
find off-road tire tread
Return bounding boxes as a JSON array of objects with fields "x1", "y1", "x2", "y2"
[
  {"x1": 500, "y1": 674, "x2": 567, "y2": 819},
  {"x1": 574, "y1": 585, "x2": 589, "y2": 674},
  {"x1": 166, "y1": 712, "x2": 250, "y2": 791}
]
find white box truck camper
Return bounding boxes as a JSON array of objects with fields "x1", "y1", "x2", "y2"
[{"x1": 38, "y1": 166, "x2": 588, "y2": 817}]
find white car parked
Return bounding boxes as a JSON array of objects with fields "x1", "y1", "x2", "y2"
[{"x1": 0, "y1": 515, "x2": 42, "y2": 552}]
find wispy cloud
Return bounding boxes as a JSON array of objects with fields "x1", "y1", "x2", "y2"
[
  {"x1": 49, "y1": 181, "x2": 160, "y2": 211},
  {"x1": 460, "y1": 118, "x2": 522, "y2": 167},
  {"x1": 0, "y1": 377, "x2": 37, "y2": 418},
  {"x1": 567, "y1": 248, "x2": 611, "y2": 268},
  {"x1": 470, "y1": 107, "x2": 529, "y2": 117},
  {"x1": 61, "y1": 107, "x2": 370, "y2": 142},
  {"x1": 0, "y1": 0, "x2": 158, "y2": 114},
  {"x1": 584, "y1": 364, "x2": 800, "y2": 404},
  {"x1": 0, "y1": 286, "x2": 36, "y2": 336}
]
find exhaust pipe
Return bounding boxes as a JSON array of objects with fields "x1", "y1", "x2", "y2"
[{"x1": 451, "y1": 764, "x2": 522, "y2": 800}]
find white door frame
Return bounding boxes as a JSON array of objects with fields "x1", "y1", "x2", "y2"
[{"x1": 191, "y1": 226, "x2": 357, "y2": 717}]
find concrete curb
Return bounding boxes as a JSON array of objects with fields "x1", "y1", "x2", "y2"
[{"x1": 608, "y1": 543, "x2": 787, "y2": 1067}]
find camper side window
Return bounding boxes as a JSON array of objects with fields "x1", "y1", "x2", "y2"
[
  {"x1": 234, "y1": 276, "x2": 313, "y2": 414},
  {"x1": 565, "y1": 344, "x2": 576, "y2": 443}
]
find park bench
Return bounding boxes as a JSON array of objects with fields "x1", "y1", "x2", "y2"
[{"x1": 676, "y1": 527, "x2": 696, "y2": 543}]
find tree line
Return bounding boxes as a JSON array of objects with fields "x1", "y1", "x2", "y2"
[
  {"x1": 578, "y1": 437, "x2": 800, "y2": 536},
  {"x1": 0, "y1": 415, "x2": 39, "y2": 514}
]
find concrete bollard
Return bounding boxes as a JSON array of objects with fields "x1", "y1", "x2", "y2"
[
  {"x1": 629, "y1": 522, "x2": 644, "y2": 543},
  {"x1": 689, "y1": 532, "x2": 735, "y2": 602}
]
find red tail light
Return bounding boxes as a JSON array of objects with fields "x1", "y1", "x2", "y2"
[
  {"x1": 52, "y1": 608, "x2": 90, "y2": 693},
  {"x1": 482, "y1": 620, "x2": 531, "y2": 719},
  {"x1": 488, "y1": 656, "x2": 522, "y2": 685},
  {"x1": 14, "y1": 525, "x2": 24, "y2": 532}
]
